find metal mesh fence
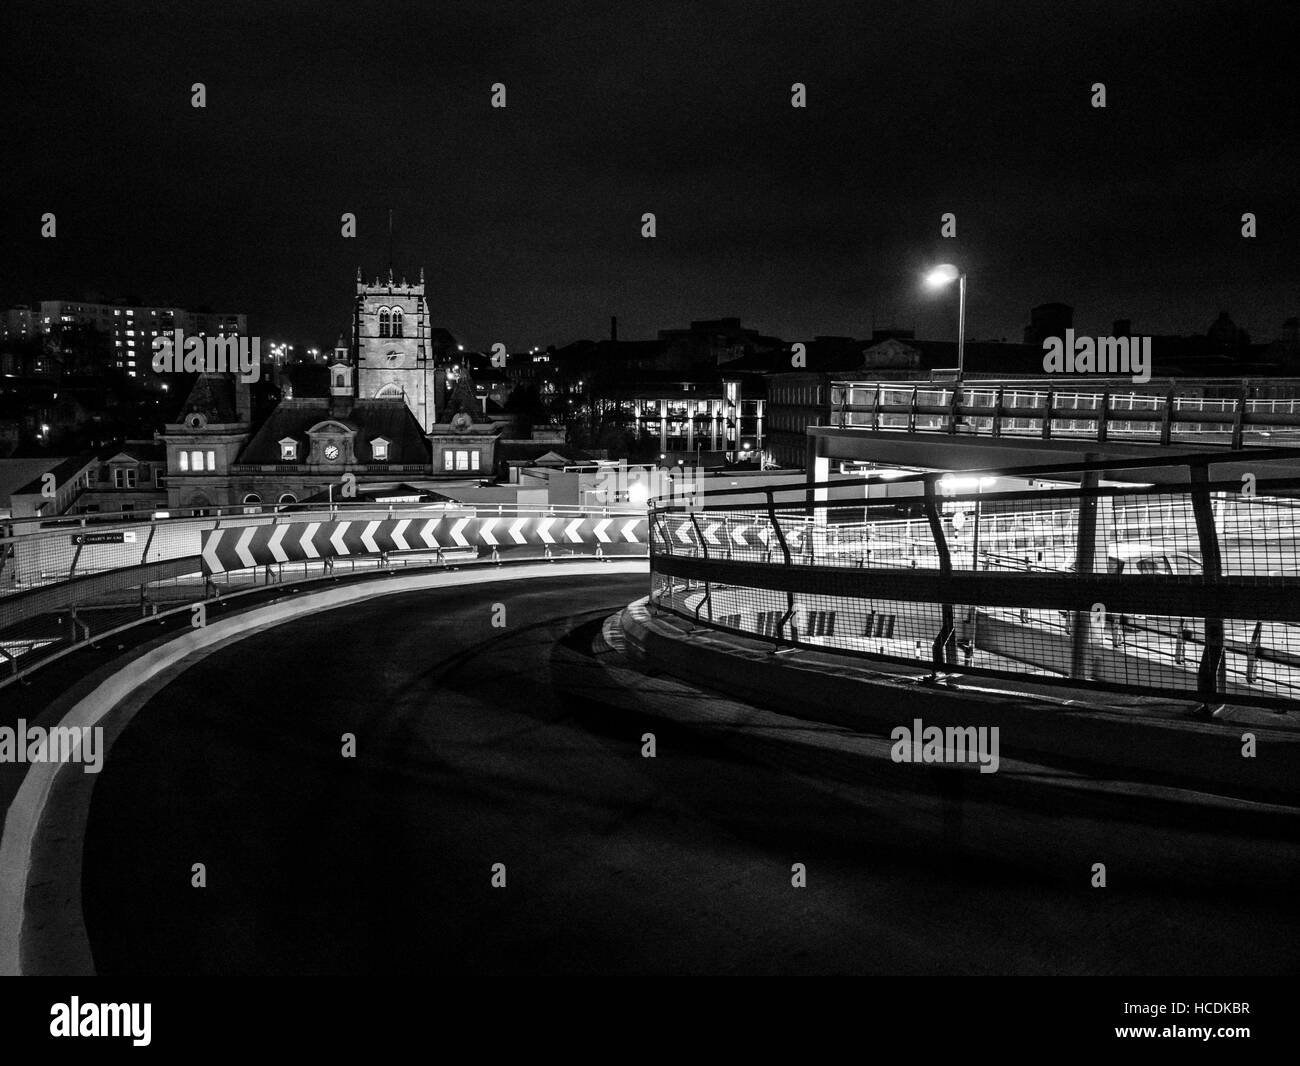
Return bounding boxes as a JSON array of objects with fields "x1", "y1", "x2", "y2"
[{"x1": 649, "y1": 458, "x2": 1300, "y2": 709}]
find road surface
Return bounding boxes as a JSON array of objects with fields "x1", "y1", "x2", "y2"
[{"x1": 81, "y1": 572, "x2": 1300, "y2": 974}]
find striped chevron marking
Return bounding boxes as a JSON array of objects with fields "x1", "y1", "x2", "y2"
[{"x1": 198, "y1": 513, "x2": 650, "y2": 574}]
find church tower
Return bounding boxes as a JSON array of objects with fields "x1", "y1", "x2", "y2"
[{"x1": 353, "y1": 266, "x2": 438, "y2": 429}]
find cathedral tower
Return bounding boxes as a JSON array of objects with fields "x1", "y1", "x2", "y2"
[{"x1": 353, "y1": 266, "x2": 437, "y2": 429}]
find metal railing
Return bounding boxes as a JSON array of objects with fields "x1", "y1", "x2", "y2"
[
  {"x1": 0, "y1": 502, "x2": 647, "y2": 685},
  {"x1": 829, "y1": 379, "x2": 1300, "y2": 447},
  {"x1": 648, "y1": 450, "x2": 1300, "y2": 710}
]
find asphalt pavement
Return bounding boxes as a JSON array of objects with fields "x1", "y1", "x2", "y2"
[{"x1": 80, "y1": 572, "x2": 1300, "y2": 974}]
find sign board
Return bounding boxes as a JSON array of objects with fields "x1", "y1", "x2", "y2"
[{"x1": 70, "y1": 531, "x2": 136, "y2": 545}]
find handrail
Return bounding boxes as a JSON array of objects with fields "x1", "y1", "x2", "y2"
[
  {"x1": 828, "y1": 378, "x2": 1300, "y2": 451},
  {"x1": 652, "y1": 449, "x2": 1300, "y2": 510},
  {"x1": 648, "y1": 461, "x2": 1300, "y2": 711}
]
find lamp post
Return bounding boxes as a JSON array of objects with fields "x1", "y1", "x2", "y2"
[{"x1": 924, "y1": 264, "x2": 967, "y2": 380}]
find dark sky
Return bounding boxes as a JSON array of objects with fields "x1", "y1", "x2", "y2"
[{"x1": 2, "y1": 0, "x2": 1296, "y2": 352}]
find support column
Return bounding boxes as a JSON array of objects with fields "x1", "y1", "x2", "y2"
[
  {"x1": 806, "y1": 435, "x2": 829, "y2": 524},
  {"x1": 1070, "y1": 458, "x2": 1101, "y2": 679}
]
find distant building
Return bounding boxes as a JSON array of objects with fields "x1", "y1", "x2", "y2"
[
  {"x1": 74, "y1": 441, "x2": 168, "y2": 516},
  {"x1": 1023, "y1": 303, "x2": 1074, "y2": 347},
  {"x1": 1, "y1": 306, "x2": 37, "y2": 343},
  {"x1": 0, "y1": 454, "x2": 97, "y2": 521},
  {"x1": 427, "y1": 361, "x2": 511, "y2": 478},
  {"x1": 765, "y1": 336, "x2": 923, "y2": 468},
  {"x1": 656, "y1": 317, "x2": 787, "y2": 369},
  {"x1": 1206, "y1": 311, "x2": 1250, "y2": 350},
  {"x1": 37, "y1": 300, "x2": 247, "y2": 380},
  {"x1": 159, "y1": 362, "x2": 437, "y2": 511}
]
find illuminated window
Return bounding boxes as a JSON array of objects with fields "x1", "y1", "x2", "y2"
[
  {"x1": 470, "y1": 451, "x2": 480, "y2": 470},
  {"x1": 179, "y1": 451, "x2": 189, "y2": 471},
  {"x1": 442, "y1": 450, "x2": 454, "y2": 471},
  {"x1": 371, "y1": 437, "x2": 389, "y2": 460},
  {"x1": 206, "y1": 450, "x2": 215, "y2": 470},
  {"x1": 189, "y1": 450, "x2": 203, "y2": 471},
  {"x1": 279, "y1": 439, "x2": 296, "y2": 461},
  {"x1": 456, "y1": 450, "x2": 470, "y2": 470}
]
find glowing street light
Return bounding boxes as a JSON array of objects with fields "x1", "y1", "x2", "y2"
[{"x1": 925, "y1": 263, "x2": 967, "y2": 379}]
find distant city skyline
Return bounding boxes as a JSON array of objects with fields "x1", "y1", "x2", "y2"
[{"x1": 5, "y1": 285, "x2": 1292, "y2": 358}]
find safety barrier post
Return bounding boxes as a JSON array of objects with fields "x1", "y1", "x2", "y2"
[
  {"x1": 1189, "y1": 462, "x2": 1226, "y2": 703},
  {"x1": 923, "y1": 477, "x2": 956, "y2": 669},
  {"x1": 767, "y1": 489, "x2": 796, "y2": 644},
  {"x1": 1230, "y1": 386, "x2": 1246, "y2": 450}
]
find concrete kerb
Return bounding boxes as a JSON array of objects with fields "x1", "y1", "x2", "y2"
[
  {"x1": 620, "y1": 598, "x2": 1300, "y2": 803},
  {"x1": 0, "y1": 558, "x2": 647, "y2": 976}
]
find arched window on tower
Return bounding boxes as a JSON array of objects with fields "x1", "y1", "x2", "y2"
[
  {"x1": 392, "y1": 308, "x2": 404, "y2": 337},
  {"x1": 378, "y1": 308, "x2": 391, "y2": 338}
]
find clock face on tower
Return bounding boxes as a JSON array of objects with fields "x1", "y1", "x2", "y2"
[{"x1": 323, "y1": 443, "x2": 340, "y2": 462}]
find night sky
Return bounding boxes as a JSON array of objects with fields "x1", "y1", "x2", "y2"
[{"x1": 2, "y1": 0, "x2": 1296, "y2": 352}]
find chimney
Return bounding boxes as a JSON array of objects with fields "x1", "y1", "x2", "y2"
[{"x1": 610, "y1": 315, "x2": 618, "y2": 343}]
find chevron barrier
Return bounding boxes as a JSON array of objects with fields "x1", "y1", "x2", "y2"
[
  {"x1": 200, "y1": 513, "x2": 648, "y2": 574},
  {"x1": 650, "y1": 513, "x2": 808, "y2": 555}
]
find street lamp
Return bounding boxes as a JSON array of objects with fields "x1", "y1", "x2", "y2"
[{"x1": 925, "y1": 263, "x2": 966, "y2": 380}]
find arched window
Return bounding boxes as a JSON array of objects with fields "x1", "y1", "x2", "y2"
[
  {"x1": 378, "y1": 308, "x2": 391, "y2": 338},
  {"x1": 243, "y1": 493, "x2": 261, "y2": 504},
  {"x1": 278, "y1": 493, "x2": 297, "y2": 504},
  {"x1": 391, "y1": 308, "x2": 404, "y2": 337}
]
